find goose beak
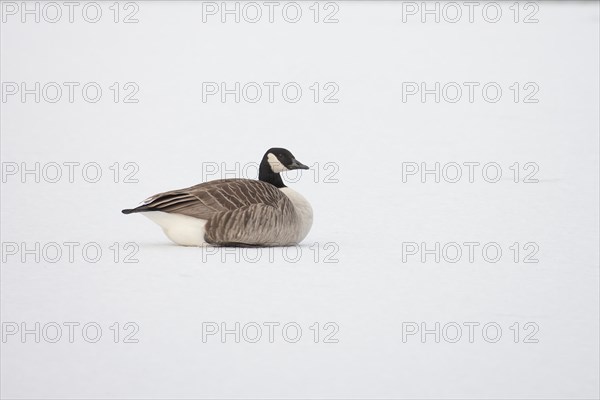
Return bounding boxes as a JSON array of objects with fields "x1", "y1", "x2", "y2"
[{"x1": 288, "y1": 159, "x2": 309, "y2": 170}]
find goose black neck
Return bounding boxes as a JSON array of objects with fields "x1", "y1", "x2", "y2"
[{"x1": 259, "y1": 158, "x2": 286, "y2": 188}]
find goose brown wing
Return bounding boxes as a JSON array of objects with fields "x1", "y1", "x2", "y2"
[{"x1": 129, "y1": 179, "x2": 287, "y2": 220}]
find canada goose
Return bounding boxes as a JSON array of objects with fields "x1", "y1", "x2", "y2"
[{"x1": 122, "y1": 148, "x2": 313, "y2": 247}]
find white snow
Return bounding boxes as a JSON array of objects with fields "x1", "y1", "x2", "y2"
[{"x1": 1, "y1": 1, "x2": 598, "y2": 399}]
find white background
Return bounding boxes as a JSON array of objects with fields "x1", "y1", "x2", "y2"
[{"x1": 1, "y1": 1, "x2": 599, "y2": 399}]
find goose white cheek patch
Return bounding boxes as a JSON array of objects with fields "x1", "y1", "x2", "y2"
[{"x1": 267, "y1": 153, "x2": 288, "y2": 173}]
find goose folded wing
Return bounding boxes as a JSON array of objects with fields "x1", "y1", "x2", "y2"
[{"x1": 132, "y1": 179, "x2": 287, "y2": 220}]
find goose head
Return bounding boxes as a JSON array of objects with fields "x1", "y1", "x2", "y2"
[{"x1": 259, "y1": 148, "x2": 308, "y2": 188}]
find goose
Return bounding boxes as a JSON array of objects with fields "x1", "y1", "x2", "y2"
[{"x1": 122, "y1": 148, "x2": 313, "y2": 247}]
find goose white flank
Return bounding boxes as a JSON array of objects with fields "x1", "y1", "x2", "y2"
[{"x1": 122, "y1": 148, "x2": 313, "y2": 246}]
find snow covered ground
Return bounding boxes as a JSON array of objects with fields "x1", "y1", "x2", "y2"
[{"x1": 1, "y1": 1, "x2": 599, "y2": 398}]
